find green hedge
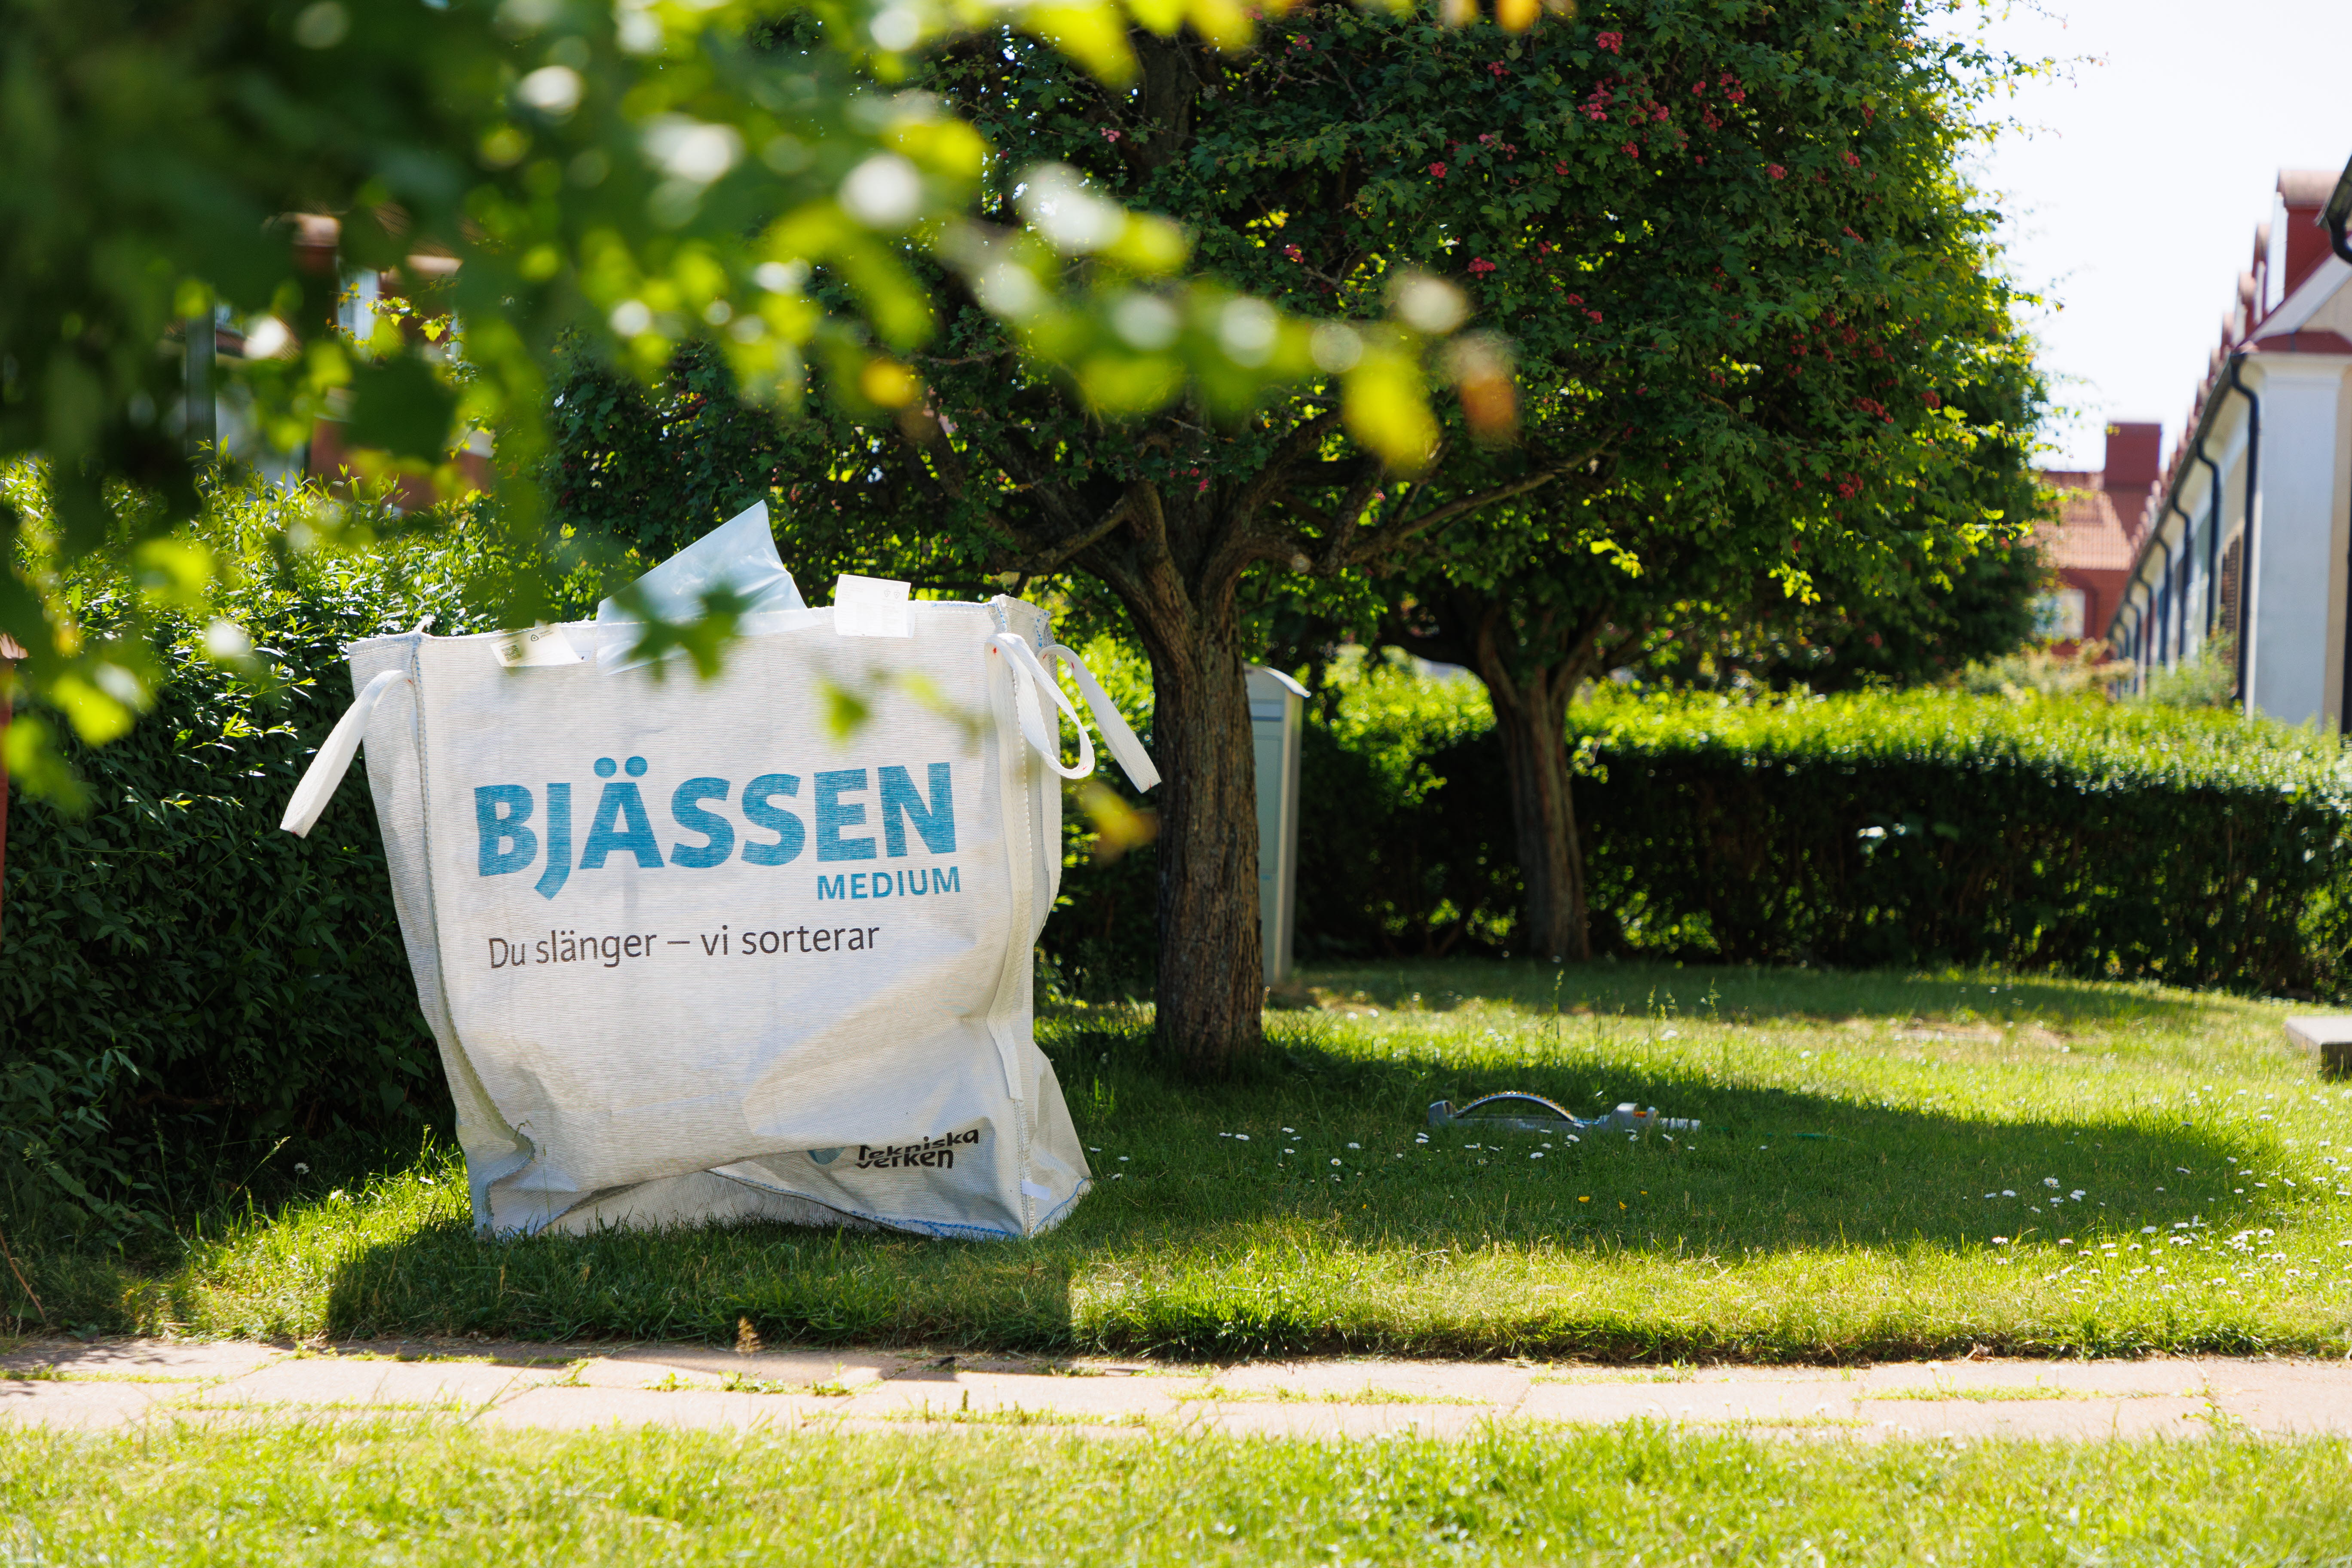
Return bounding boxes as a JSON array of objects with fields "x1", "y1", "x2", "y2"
[
  {"x1": 1, "y1": 493, "x2": 479, "y2": 1243},
  {"x1": 1571, "y1": 689, "x2": 2352, "y2": 992},
  {"x1": 1036, "y1": 649, "x2": 1519, "y2": 992},
  {"x1": 1042, "y1": 668, "x2": 2352, "y2": 998}
]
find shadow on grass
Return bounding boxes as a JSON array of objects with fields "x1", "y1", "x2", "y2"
[
  {"x1": 266, "y1": 1005, "x2": 2306, "y2": 1363},
  {"x1": 1303, "y1": 956, "x2": 2233, "y2": 1031}
]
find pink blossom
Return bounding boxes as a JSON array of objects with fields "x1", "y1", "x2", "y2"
[
  {"x1": 1488, "y1": 61, "x2": 1508, "y2": 77},
  {"x1": 1429, "y1": 162, "x2": 1447, "y2": 178},
  {"x1": 1102, "y1": 127, "x2": 1121, "y2": 143},
  {"x1": 1596, "y1": 30, "x2": 1622, "y2": 52},
  {"x1": 1467, "y1": 257, "x2": 1496, "y2": 275},
  {"x1": 1841, "y1": 149, "x2": 1860, "y2": 168},
  {"x1": 1554, "y1": 159, "x2": 1570, "y2": 175},
  {"x1": 1767, "y1": 163, "x2": 1786, "y2": 179},
  {"x1": 1283, "y1": 243, "x2": 1303, "y2": 262},
  {"x1": 1621, "y1": 142, "x2": 1639, "y2": 158}
]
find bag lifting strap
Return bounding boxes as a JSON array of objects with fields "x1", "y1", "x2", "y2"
[
  {"x1": 280, "y1": 667, "x2": 412, "y2": 838},
  {"x1": 988, "y1": 633, "x2": 1159, "y2": 793}
]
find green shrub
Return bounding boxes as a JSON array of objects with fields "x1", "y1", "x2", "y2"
[
  {"x1": 1574, "y1": 687, "x2": 2352, "y2": 991},
  {"x1": 1042, "y1": 647, "x2": 1519, "y2": 992},
  {"x1": 1, "y1": 481, "x2": 485, "y2": 1246},
  {"x1": 2136, "y1": 641, "x2": 2238, "y2": 710},
  {"x1": 1039, "y1": 633, "x2": 1159, "y2": 1002},
  {"x1": 1292, "y1": 650, "x2": 1515, "y2": 962},
  {"x1": 1058, "y1": 658, "x2": 2352, "y2": 996}
]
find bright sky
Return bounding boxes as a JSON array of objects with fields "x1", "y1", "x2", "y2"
[{"x1": 1963, "y1": 0, "x2": 2352, "y2": 468}]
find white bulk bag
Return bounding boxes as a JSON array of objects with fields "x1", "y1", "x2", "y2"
[{"x1": 281, "y1": 556, "x2": 1155, "y2": 1240}]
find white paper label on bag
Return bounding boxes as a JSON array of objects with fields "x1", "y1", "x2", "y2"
[
  {"x1": 491, "y1": 624, "x2": 583, "y2": 667},
  {"x1": 833, "y1": 574, "x2": 913, "y2": 637}
]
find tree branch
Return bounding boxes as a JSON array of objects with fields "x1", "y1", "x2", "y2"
[
  {"x1": 1002, "y1": 495, "x2": 1133, "y2": 577},
  {"x1": 1336, "y1": 466, "x2": 1563, "y2": 572}
]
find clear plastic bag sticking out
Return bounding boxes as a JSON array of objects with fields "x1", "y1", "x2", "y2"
[{"x1": 594, "y1": 501, "x2": 808, "y2": 673}]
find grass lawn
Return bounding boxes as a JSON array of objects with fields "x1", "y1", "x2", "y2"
[
  {"x1": 5, "y1": 1418, "x2": 2350, "y2": 1565},
  {"x1": 16, "y1": 960, "x2": 2352, "y2": 1360}
]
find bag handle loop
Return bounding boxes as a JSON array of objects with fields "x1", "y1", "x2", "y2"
[
  {"x1": 1041, "y1": 643, "x2": 1161, "y2": 792},
  {"x1": 280, "y1": 667, "x2": 412, "y2": 837},
  {"x1": 989, "y1": 634, "x2": 1160, "y2": 792},
  {"x1": 989, "y1": 632, "x2": 1094, "y2": 781}
]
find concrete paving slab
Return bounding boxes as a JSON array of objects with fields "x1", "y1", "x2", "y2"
[
  {"x1": 2188, "y1": 1360, "x2": 2352, "y2": 1435},
  {"x1": 0, "y1": 1378, "x2": 172, "y2": 1430},
  {"x1": 1852, "y1": 1360, "x2": 2212, "y2": 1398},
  {"x1": 199, "y1": 1356, "x2": 563, "y2": 1411},
  {"x1": 838, "y1": 1370, "x2": 1185, "y2": 1423},
  {"x1": 1201, "y1": 1402, "x2": 1496, "y2": 1440},
  {"x1": 1845, "y1": 1398, "x2": 2212, "y2": 1441},
  {"x1": 321, "y1": 1340, "x2": 586, "y2": 1369},
  {"x1": 606, "y1": 1344, "x2": 916, "y2": 1389},
  {"x1": 0, "y1": 1339, "x2": 281, "y2": 1379},
  {"x1": 10, "y1": 1338, "x2": 2352, "y2": 1442},
  {"x1": 1521, "y1": 1377, "x2": 1859, "y2": 1427},
  {"x1": 482, "y1": 1385, "x2": 831, "y2": 1432},
  {"x1": 1203, "y1": 1359, "x2": 1532, "y2": 1406}
]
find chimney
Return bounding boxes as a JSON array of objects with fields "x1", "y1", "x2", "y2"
[
  {"x1": 2102, "y1": 420, "x2": 2162, "y2": 535},
  {"x1": 2278, "y1": 169, "x2": 2339, "y2": 300}
]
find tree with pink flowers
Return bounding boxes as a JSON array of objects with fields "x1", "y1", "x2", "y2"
[{"x1": 606, "y1": 0, "x2": 2043, "y2": 1063}]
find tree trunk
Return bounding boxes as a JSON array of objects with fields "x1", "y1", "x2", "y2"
[
  {"x1": 1100, "y1": 510, "x2": 1266, "y2": 1074},
  {"x1": 1474, "y1": 637, "x2": 1588, "y2": 963}
]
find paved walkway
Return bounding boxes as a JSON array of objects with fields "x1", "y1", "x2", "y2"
[{"x1": 6, "y1": 1339, "x2": 2350, "y2": 1441}]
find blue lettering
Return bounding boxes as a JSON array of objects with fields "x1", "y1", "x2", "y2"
[
  {"x1": 534, "y1": 783, "x2": 573, "y2": 900},
  {"x1": 669, "y1": 778, "x2": 735, "y2": 868},
  {"x1": 850, "y1": 873, "x2": 867, "y2": 899},
  {"x1": 879, "y1": 763, "x2": 957, "y2": 857},
  {"x1": 741, "y1": 773, "x2": 805, "y2": 866},
  {"x1": 934, "y1": 865, "x2": 959, "y2": 894},
  {"x1": 476, "y1": 786, "x2": 536, "y2": 877},
  {"x1": 816, "y1": 874, "x2": 846, "y2": 900},
  {"x1": 814, "y1": 769, "x2": 877, "y2": 861},
  {"x1": 581, "y1": 781, "x2": 662, "y2": 870}
]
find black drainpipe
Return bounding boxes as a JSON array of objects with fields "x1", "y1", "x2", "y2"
[
  {"x1": 2165, "y1": 498, "x2": 2194, "y2": 655},
  {"x1": 2193, "y1": 444, "x2": 2224, "y2": 636},
  {"x1": 2332, "y1": 159, "x2": 2352, "y2": 731},
  {"x1": 2325, "y1": 155, "x2": 2352, "y2": 264},
  {"x1": 2135, "y1": 588, "x2": 2154, "y2": 686},
  {"x1": 2162, "y1": 534, "x2": 2180, "y2": 667},
  {"x1": 2220, "y1": 355, "x2": 2259, "y2": 710}
]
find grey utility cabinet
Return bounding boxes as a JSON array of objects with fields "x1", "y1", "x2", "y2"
[{"x1": 1246, "y1": 666, "x2": 1307, "y2": 984}]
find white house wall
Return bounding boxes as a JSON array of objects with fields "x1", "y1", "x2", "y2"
[
  {"x1": 2246, "y1": 359, "x2": 2348, "y2": 728},
  {"x1": 2334, "y1": 366, "x2": 2352, "y2": 728}
]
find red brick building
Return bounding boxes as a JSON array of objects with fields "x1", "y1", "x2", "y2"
[{"x1": 2033, "y1": 421, "x2": 2158, "y2": 652}]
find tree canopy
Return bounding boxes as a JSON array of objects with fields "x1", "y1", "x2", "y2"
[{"x1": 738, "y1": 0, "x2": 2043, "y2": 1061}]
